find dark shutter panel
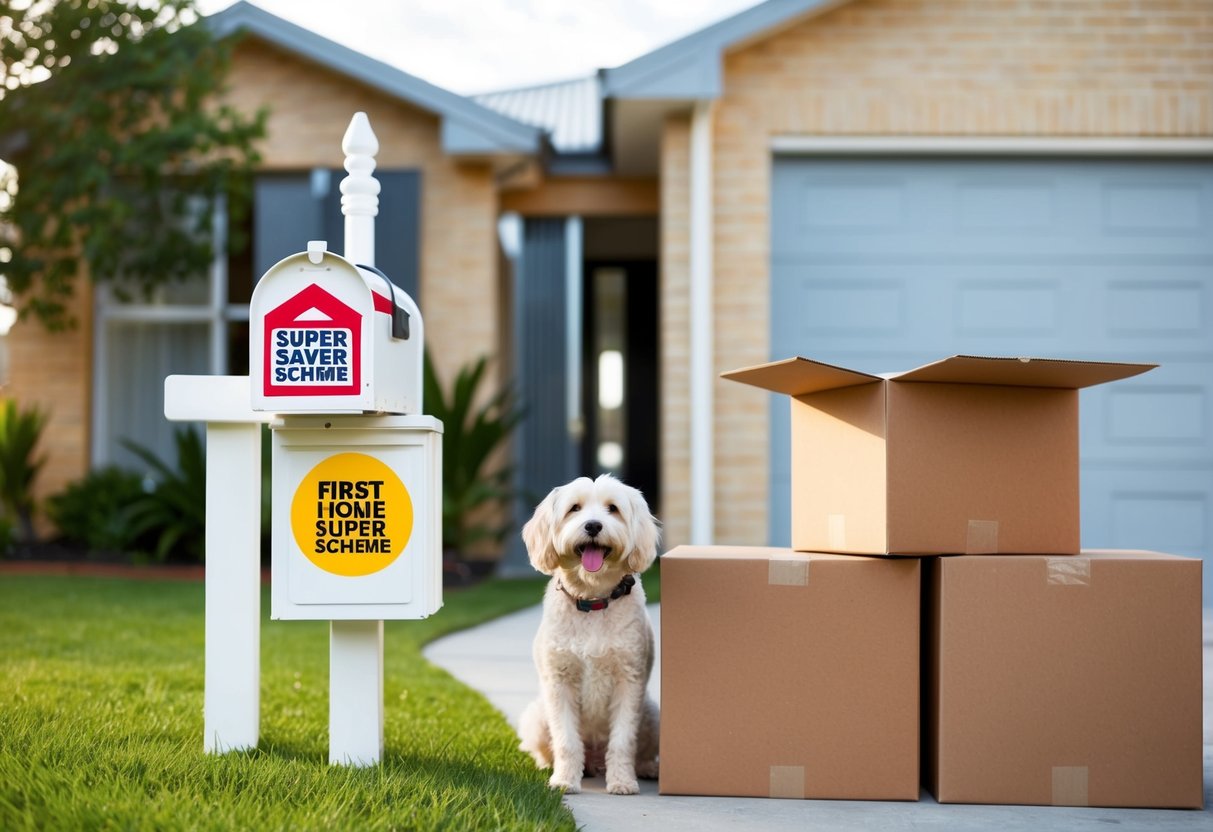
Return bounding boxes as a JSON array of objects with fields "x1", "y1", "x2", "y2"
[
  {"x1": 503, "y1": 218, "x2": 577, "y2": 572},
  {"x1": 321, "y1": 169, "x2": 422, "y2": 301},
  {"x1": 253, "y1": 174, "x2": 323, "y2": 277},
  {"x1": 377, "y1": 171, "x2": 421, "y2": 302}
]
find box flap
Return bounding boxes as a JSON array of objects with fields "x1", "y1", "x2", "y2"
[
  {"x1": 892, "y1": 355, "x2": 1156, "y2": 389},
  {"x1": 721, "y1": 357, "x2": 880, "y2": 397}
]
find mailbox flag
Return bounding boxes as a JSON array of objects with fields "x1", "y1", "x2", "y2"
[{"x1": 263, "y1": 284, "x2": 362, "y2": 397}]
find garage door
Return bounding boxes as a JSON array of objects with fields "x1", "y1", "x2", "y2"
[{"x1": 770, "y1": 156, "x2": 1213, "y2": 600}]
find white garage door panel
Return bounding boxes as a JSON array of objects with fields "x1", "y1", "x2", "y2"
[
  {"x1": 1081, "y1": 361, "x2": 1213, "y2": 464},
  {"x1": 771, "y1": 264, "x2": 1213, "y2": 357},
  {"x1": 1082, "y1": 469, "x2": 1211, "y2": 554},
  {"x1": 769, "y1": 157, "x2": 1213, "y2": 601}
]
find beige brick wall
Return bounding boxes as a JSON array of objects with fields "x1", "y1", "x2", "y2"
[
  {"x1": 659, "y1": 117, "x2": 692, "y2": 549},
  {"x1": 4, "y1": 283, "x2": 93, "y2": 534},
  {"x1": 662, "y1": 0, "x2": 1213, "y2": 547},
  {"x1": 227, "y1": 41, "x2": 500, "y2": 387}
]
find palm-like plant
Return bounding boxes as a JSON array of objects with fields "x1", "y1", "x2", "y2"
[
  {"x1": 121, "y1": 427, "x2": 207, "y2": 562},
  {"x1": 0, "y1": 399, "x2": 49, "y2": 542},
  {"x1": 423, "y1": 353, "x2": 523, "y2": 560}
]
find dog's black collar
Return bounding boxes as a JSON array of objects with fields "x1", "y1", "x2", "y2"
[{"x1": 558, "y1": 574, "x2": 636, "y2": 613}]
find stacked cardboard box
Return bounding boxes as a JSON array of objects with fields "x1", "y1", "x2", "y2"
[
  {"x1": 660, "y1": 548, "x2": 921, "y2": 801},
  {"x1": 659, "y1": 355, "x2": 1204, "y2": 809}
]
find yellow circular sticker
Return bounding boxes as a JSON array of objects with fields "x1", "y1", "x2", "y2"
[{"x1": 291, "y1": 452, "x2": 413, "y2": 577}]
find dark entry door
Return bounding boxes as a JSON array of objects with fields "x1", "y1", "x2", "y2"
[{"x1": 581, "y1": 260, "x2": 660, "y2": 507}]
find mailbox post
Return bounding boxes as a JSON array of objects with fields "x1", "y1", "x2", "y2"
[{"x1": 166, "y1": 113, "x2": 441, "y2": 767}]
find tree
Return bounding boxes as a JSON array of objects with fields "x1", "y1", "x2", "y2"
[{"x1": 0, "y1": 0, "x2": 265, "y2": 329}]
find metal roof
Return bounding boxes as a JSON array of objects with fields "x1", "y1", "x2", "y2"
[
  {"x1": 208, "y1": 2, "x2": 544, "y2": 157},
  {"x1": 474, "y1": 76, "x2": 603, "y2": 155}
]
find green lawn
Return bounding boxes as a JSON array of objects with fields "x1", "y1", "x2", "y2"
[{"x1": 0, "y1": 575, "x2": 572, "y2": 831}]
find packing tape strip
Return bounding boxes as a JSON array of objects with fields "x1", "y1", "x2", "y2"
[
  {"x1": 768, "y1": 556, "x2": 809, "y2": 587},
  {"x1": 1051, "y1": 765, "x2": 1089, "y2": 806},
  {"x1": 827, "y1": 514, "x2": 846, "y2": 550},
  {"x1": 769, "y1": 765, "x2": 806, "y2": 799},
  {"x1": 965, "y1": 519, "x2": 999, "y2": 554},
  {"x1": 1048, "y1": 557, "x2": 1091, "y2": 586}
]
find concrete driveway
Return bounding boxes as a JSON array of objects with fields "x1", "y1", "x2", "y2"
[{"x1": 424, "y1": 602, "x2": 1213, "y2": 830}]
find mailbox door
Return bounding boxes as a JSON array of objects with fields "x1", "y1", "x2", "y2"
[
  {"x1": 251, "y1": 252, "x2": 375, "y2": 413},
  {"x1": 270, "y1": 415, "x2": 442, "y2": 620}
]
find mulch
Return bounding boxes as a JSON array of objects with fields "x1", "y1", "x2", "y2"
[
  {"x1": 0, "y1": 560, "x2": 210, "y2": 581},
  {"x1": 0, "y1": 560, "x2": 278, "y2": 583},
  {"x1": 1, "y1": 543, "x2": 495, "y2": 587},
  {"x1": 0, "y1": 541, "x2": 260, "y2": 582}
]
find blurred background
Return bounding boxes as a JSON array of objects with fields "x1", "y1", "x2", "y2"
[{"x1": 1, "y1": 0, "x2": 1209, "y2": 596}]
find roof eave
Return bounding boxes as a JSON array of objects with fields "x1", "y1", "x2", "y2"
[
  {"x1": 208, "y1": 1, "x2": 544, "y2": 157},
  {"x1": 601, "y1": 0, "x2": 848, "y2": 100}
]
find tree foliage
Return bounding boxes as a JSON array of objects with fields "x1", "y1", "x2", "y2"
[{"x1": 0, "y1": 0, "x2": 265, "y2": 329}]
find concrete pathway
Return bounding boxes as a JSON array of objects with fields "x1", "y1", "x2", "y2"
[{"x1": 425, "y1": 603, "x2": 1213, "y2": 831}]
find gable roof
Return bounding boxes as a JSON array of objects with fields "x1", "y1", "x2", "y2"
[
  {"x1": 208, "y1": 2, "x2": 545, "y2": 156},
  {"x1": 601, "y1": 0, "x2": 850, "y2": 99}
]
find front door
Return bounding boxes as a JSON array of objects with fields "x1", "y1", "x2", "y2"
[{"x1": 582, "y1": 260, "x2": 660, "y2": 508}]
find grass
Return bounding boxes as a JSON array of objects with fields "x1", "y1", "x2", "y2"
[{"x1": 0, "y1": 575, "x2": 573, "y2": 831}]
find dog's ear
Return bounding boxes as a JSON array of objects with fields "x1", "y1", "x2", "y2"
[
  {"x1": 522, "y1": 487, "x2": 561, "y2": 575},
  {"x1": 624, "y1": 485, "x2": 661, "y2": 574}
]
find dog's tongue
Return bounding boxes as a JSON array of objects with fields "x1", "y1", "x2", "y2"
[{"x1": 581, "y1": 545, "x2": 606, "y2": 573}]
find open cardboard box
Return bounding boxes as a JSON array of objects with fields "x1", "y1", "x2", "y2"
[
  {"x1": 924, "y1": 550, "x2": 1204, "y2": 809},
  {"x1": 723, "y1": 355, "x2": 1155, "y2": 556},
  {"x1": 659, "y1": 545, "x2": 921, "y2": 801}
]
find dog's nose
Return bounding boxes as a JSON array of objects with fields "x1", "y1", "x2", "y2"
[{"x1": 584, "y1": 520, "x2": 603, "y2": 537}]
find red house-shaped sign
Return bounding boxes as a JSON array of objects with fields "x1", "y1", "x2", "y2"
[{"x1": 262, "y1": 284, "x2": 362, "y2": 397}]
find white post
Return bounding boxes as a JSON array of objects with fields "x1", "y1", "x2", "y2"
[
  {"x1": 164, "y1": 375, "x2": 270, "y2": 754},
  {"x1": 330, "y1": 620, "x2": 384, "y2": 765},
  {"x1": 330, "y1": 111, "x2": 386, "y2": 766},
  {"x1": 204, "y1": 422, "x2": 263, "y2": 753},
  {"x1": 341, "y1": 112, "x2": 380, "y2": 268},
  {"x1": 689, "y1": 100, "x2": 715, "y2": 545},
  {"x1": 564, "y1": 216, "x2": 583, "y2": 444}
]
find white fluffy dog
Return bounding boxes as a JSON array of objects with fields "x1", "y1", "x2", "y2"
[{"x1": 517, "y1": 474, "x2": 661, "y2": 795}]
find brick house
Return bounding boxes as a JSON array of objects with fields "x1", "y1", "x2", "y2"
[{"x1": 7, "y1": 0, "x2": 1211, "y2": 582}]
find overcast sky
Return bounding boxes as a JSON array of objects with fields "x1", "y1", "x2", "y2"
[{"x1": 196, "y1": 0, "x2": 761, "y2": 95}]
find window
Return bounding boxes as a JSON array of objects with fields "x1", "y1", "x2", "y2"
[{"x1": 93, "y1": 169, "x2": 422, "y2": 470}]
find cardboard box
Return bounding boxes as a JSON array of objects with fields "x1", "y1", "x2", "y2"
[
  {"x1": 659, "y1": 546, "x2": 920, "y2": 801},
  {"x1": 723, "y1": 355, "x2": 1154, "y2": 556},
  {"x1": 924, "y1": 550, "x2": 1204, "y2": 809}
]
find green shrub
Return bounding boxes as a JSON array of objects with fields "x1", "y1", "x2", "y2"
[
  {"x1": 120, "y1": 427, "x2": 206, "y2": 562},
  {"x1": 423, "y1": 353, "x2": 523, "y2": 557},
  {"x1": 0, "y1": 398, "x2": 48, "y2": 542},
  {"x1": 0, "y1": 515, "x2": 13, "y2": 558},
  {"x1": 46, "y1": 466, "x2": 152, "y2": 555}
]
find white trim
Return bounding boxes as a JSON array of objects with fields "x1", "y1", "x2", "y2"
[
  {"x1": 90, "y1": 288, "x2": 108, "y2": 466},
  {"x1": 97, "y1": 305, "x2": 216, "y2": 323},
  {"x1": 209, "y1": 195, "x2": 229, "y2": 374},
  {"x1": 689, "y1": 101, "x2": 715, "y2": 546},
  {"x1": 565, "y1": 216, "x2": 584, "y2": 442},
  {"x1": 771, "y1": 135, "x2": 1213, "y2": 156}
]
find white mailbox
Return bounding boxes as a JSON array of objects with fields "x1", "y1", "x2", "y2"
[
  {"x1": 174, "y1": 113, "x2": 442, "y2": 765},
  {"x1": 251, "y1": 242, "x2": 442, "y2": 621},
  {"x1": 249, "y1": 242, "x2": 422, "y2": 415}
]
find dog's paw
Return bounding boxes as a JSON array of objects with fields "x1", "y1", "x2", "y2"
[
  {"x1": 635, "y1": 759, "x2": 659, "y2": 780},
  {"x1": 548, "y1": 774, "x2": 581, "y2": 794},
  {"x1": 606, "y1": 778, "x2": 639, "y2": 795}
]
